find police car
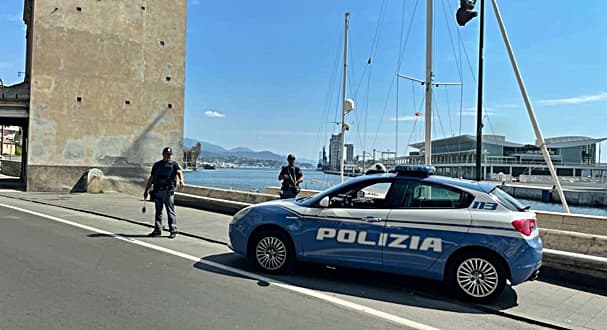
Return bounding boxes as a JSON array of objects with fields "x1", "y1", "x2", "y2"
[{"x1": 228, "y1": 165, "x2": 542, "y2": 302}]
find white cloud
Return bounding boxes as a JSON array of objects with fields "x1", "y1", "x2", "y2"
[
  {"x1": 460, "y1": 107, "x2": 496, "y2": 116},
  {"x1": 390, "y1": 115, "x2": 424, "y2": 121},
  {"x1": 539, "y1": 91, "x2": 607, "y2": 106},
  {"x1": 204, "y1": 111, "x2": 225, "y2": 118}
]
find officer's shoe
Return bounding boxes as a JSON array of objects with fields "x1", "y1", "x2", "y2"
[
  {"x1": 169, "y1": 232, "x2": 177, "y2": 239},
  {"x1": 148, "y1": 230, "x2": 162, "y2": 237}
]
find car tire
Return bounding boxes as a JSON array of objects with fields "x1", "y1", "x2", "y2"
[
  {"x1": 446, "y1": 251, "x2": 507, "y2": 303},
  {"x1": 250, "y1": 229, "x2": 294, "y2": 274}
]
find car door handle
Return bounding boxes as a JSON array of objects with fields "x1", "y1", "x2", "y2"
[{"x1": 362, "y1": 217, "x2": 383, "y2": 223}]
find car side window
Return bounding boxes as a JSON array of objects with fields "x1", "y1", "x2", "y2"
[
  {"x1": 327, "y1": 180, "x2": 393, "y2": 209},
  {"x1": 402, "y1": 182, "x2": 469, "y2": 209}
]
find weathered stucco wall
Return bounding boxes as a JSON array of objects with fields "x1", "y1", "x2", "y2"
[{"x1": 27, "y1": 0, "x2": 186, "y2": 191}]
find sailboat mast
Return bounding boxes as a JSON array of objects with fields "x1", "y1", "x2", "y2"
[
  {"x1": 424, "y1": 0, "x2": 433, "y2": 165},
  {"x1": 340, "y1": 12, "x2": 350, "y2": 183},
  {"x1": 490, "y1": 0, "x2": 570, "y2": 213}
]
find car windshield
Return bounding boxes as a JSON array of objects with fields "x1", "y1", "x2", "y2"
[{"x1": 490, "y1": 187, "x2": 528, "y2": 211}]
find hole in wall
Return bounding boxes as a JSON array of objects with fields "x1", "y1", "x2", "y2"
[
  {"x1": 168, "y1": 104, "x2": 173, "y2": 109},
  {"x1": 160, "y1": 40, "x2": 165, "y2": 46},
  {"x1": 165, "y1": 77, "x2": 171, "y2": 82},
  {"x1": 76, "y1": 96, "x2": 82, "y2": 102},
  {"x1": 141, "y1": 6, "x2": 146, "y2": 10},
  {"x1": 125, "y1": 100, "x2": 131, "y2": 105},
  {"x1": 76, "y1": 7, "x2": 82, "y2": 12}
]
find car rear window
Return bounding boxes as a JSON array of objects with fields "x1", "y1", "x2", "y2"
[{"x1": 490, "y1": 187, "x2": 527, "y2": 211}]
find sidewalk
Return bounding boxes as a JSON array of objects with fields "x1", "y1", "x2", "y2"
[{"x1": 1, "y1": 190, "x2": 606, "y2": 329}]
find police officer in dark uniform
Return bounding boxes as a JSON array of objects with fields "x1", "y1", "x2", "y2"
[
  {"x1": 143, "y1": 147, "x2": 184, "y2": 238},
  {"x1": 278, "y1": 154, "x2": 303, "y2": 199}
]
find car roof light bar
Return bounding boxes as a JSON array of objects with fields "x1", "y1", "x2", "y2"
[{"x1": 393, "y1": 165, "x2": 435, "y2": 177}]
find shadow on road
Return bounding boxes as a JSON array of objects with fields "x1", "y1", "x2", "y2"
[
  {"x1": 193, "y1": 252, "x2": 519, "y2": 315},
  {"x1": 539, "y1": 267, "x2": 607, "y2": 297}
]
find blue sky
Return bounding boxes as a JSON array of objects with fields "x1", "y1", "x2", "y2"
[{"x1": 2, "y1": 1, "x2": 606, "y2": 161}]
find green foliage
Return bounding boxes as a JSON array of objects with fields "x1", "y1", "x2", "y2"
[{"x1": 15, "y1": 144, "x2": 22, "y2": 156}]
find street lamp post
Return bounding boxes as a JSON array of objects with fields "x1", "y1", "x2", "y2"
[{"x1": 456, "y1": 0, "x2": 484, "y2": 181}]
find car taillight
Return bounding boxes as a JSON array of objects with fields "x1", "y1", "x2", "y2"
[{"x1": 512, "y1": 219, "x2": 537, "y2": 236}]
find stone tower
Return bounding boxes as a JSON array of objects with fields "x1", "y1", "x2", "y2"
[{"x1": 22, "y1": 0, "x2": 186, "y2": 192}]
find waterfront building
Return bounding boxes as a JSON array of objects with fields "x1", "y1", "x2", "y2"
[
  {"x1": 399, "y1": 135, "x2": 607, "y2": 180},
  {"x1": 345, "y1": 144, "x2": 354, "y2": 162},
  {"x1": 329, "y1": 133, "x2": 341, "y2": 171}
]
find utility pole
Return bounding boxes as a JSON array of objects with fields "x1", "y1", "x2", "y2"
[
  {"x1": 456, "y1": 0, "x2": 484, "y2": 180},
  {"x1": 475, "y1": 0, "x2": 485, "y2": 181}
]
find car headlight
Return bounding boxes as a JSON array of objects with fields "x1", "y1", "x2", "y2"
[{"x1": 231, "y1": 207, "x2": 253, "y2": 224}]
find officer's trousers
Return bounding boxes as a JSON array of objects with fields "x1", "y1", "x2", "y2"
[{"x1": 154, "y1": 189, "x2": 177, "y2": 232}]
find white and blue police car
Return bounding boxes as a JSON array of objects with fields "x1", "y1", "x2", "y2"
[{"x1": 228, "y1": 165, "x2": 542, "y2": 302}]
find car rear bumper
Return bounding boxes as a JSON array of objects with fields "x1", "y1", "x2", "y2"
[{"x1": 510, "y1": 240, "x2": 543, "y2": 285}]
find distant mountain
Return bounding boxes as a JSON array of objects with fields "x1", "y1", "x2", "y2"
[
  {"x1": 229, "y1": 147, "x2": 254, "y2": 153},
  {"x1": 184, "y1": 137, "x2": 315, "y2": 165},
  {"x1": 183, "y1": 138, "x2": 198, "y2": 149},
  {"x1": 202, "y1": 142, "x2": 229, "y2": 154}
]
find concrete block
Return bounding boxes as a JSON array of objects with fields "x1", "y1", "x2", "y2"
[{"x1": 86, "y1": 168, "x2": 104, "y2": 193}]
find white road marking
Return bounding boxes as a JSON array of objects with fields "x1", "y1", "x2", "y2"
[{"x1": 1, "y1": 203, "x2": 439, "y2": 330}]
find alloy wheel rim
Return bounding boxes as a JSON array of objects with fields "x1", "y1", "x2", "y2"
[
  {"x1": 255, "y1": 236, "x2": 287, "y2": 270},
  {"x1": 456, "y1": 257, "x2": 499, "y2": 298}
]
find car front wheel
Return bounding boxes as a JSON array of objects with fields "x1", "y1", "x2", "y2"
[
  {"x1": 250, "y1": 229, "x2": 294, "y2": 274},
  {"x1": 447, "y1": 251, "x2": 507, "y2": 303}
]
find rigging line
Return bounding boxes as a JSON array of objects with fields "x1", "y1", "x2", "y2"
[
  {"x1": 333, "y1": 69, "x2": 344, "y2": 135},
  {"x1": 363, "y1": 63, "x2": 372, "y2": 158},
  {"x1": 395, "y1": 0, "x2": 409, "y2": 157},
  {"x1": 447, "y1": 2, "x2": 477, "y2": 87},
  {"x1": 440, "y1": 0, "x2": 464, "y2": 81},
  {"x1": 348, "y1": 39, "x2": 358, "y2": 97},
  {"x1": 357, "y1": 61, "x2": 372, "y2": 159},
  {"x1": 411, "y1": 80, "x2": 417, "y2": 112},
  {"x1": 431, "y1": 89, "x2": 447, "y2": 139},
  {"x1": 318, "y1": 30, "x2": 345, "y2": 152},
  {"x1": 405, "y1": 98, "x2": 425, "y2": 156},
  {"x1": 483, "y1": 100, "x2": 497, "y2": 136},
  {"x1": 432, "y1": 91, "x2": 455, "y2": 158},
  {"x1": 445, "y1": 87, "x2": 453, "y2": 135},
  {"x1": 455, "y1": 23, "x2": 478, "y2": 85},
  {"x1": 405, "y1": 116, "x2": 420, "y2": 156},
  {"x1": 459, "y1": 82, "x2": 464, "y2": 136},
  {"x1": 369, "y1": 0, "x2": 388, "y2": 59},
  {"x1": 371, "y1": 0, "x2": 420, "y2": 150},
  {"x1": 353, "y1": 0, "x2": 387, "y2": 98},
  {"x1": 396, "y1": 0, "x2": 408, "y2": 72}
]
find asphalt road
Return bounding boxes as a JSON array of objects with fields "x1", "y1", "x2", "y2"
[
  {"x1": 0, "y1": 205, "x2": 412, "y2": 330},
  {"x1": 0, "y1": 198, "x2": 559, "y2": 329}
]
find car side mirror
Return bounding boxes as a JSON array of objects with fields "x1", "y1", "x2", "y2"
[
  {"x1": 319, "y1": 196, "x2": 329, "y2": 208},
  {"x1": 357, "y1": 190, "x2": 365, "y2": 199}
]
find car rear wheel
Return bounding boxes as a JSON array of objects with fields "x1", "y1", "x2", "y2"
[
  {"x1": 447, "y1": 251, "x2": 506, "y2": 303},
  {"x1": 250, "y1": 229, "x2": 294, "y2": 274}
]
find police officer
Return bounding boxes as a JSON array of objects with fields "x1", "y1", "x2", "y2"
[
  {"x1": 278, "y1": 154, "x2": 303, "y2": 199},
  {"x1": 143, "y1": 147, "x2": 185, "y2": 238}
]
